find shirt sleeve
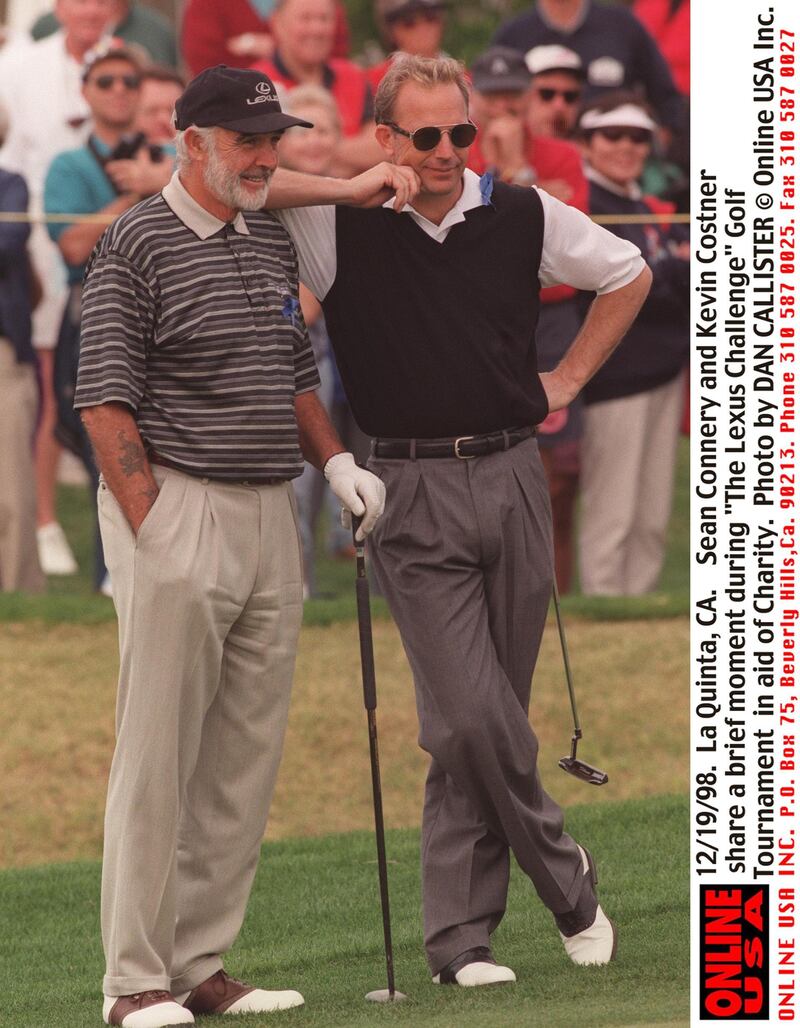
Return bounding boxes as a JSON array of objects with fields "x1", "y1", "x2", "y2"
[
  {"x1": 274, "y1": 204, "x2": 337, "y2": 301},
  {"x1": 536, "y1": 187, "x2": 646, "y2": 294},
  {"x1": 74, "y1": 250, "x2": 156, "y2": 411}
]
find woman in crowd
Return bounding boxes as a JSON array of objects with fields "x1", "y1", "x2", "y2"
[{"x1": 577, "y1": 92, "x2": 689, "y2": 595}]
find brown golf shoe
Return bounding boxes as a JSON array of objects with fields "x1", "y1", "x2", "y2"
[
  {"x1": 182, "y1": 969, "x2": 304, "y2": 1015},
  {"x1": 102, "y1": 990, "x2": 194, "y2": 1026}
]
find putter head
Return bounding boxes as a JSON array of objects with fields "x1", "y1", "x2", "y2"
[
  {"x1": 365, "y1": 989, "x2": 408, "y2": 1003},
  {"x1": 559, "y1": 755, "x2": 609, "y2": 786}
]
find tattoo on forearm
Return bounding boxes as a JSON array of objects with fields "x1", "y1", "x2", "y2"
[
  {"x1": 117, "y1": 430, "x2": 146, "y2": 477},
  {"x1": 139, "y1": 486, "x2": 158, "y2": 505}
]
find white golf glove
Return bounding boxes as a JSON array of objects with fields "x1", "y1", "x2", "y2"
[{"x1": 323, "y1": 452, "x2": 386, "y2": 541}]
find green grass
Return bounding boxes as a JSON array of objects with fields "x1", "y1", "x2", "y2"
[
  {"x1": 0, "y1": 794, "x2": 688, "y2": 1028},
  {"x1": 0, "y1": 439, "x2": 690, "y2": 626}
]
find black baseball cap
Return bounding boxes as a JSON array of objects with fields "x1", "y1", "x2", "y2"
[
  {"x1": 471, "y1": 47, "x2": 532, "y2": 94},
  {"x1": 174, "y1": 65, "x2": 313, "y2": 134}
]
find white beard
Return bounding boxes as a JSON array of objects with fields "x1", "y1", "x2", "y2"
[{"x1": 203, "y1": 141, "x2": 271, "y2": 211}]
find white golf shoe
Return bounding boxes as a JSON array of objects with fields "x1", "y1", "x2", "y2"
[
  {"x1": 557, "y1": 845, "x2": 617, "y2": 966},
  {"x1": 432, "y1": 946, "x2": 516, "y2": 987},
  {"x1": 37, "y1": 522, "x2": 78, "y2": 575}
]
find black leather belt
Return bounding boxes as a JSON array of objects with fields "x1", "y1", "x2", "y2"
[
  {"x1": 148, "y1": 452, "x2": 285, "y2": 486},
  {"x1": 371, "y1": 425, "x2": 536, "y2": 460}
]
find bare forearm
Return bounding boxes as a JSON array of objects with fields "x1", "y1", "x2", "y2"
[
  {"x1": 58, "y1": 195, "x2": 137, "y2": 266},
  {"x1": 266, "y1": 168, "x2": 351, "y2": 209},
  {"x1": 545, "y1": 266, "x2": 653, "y2": 408},
  {"x1": 295, "y1": 390, "x2": 344, "y2": 470},
  {"x1": 80, "y1": 402, "x2": 158, "y2": 534}
]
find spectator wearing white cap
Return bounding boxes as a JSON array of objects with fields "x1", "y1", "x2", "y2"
[
  {"x1": 0, "y1": 0, "x2": 115, "y2": 578},
  {"x1": 576, "y1": 92, "x2": 688, "y2": 595},
  {"x1": 367, "y1": 0, "x2": 448, "y2": 93},
  {"x1": 492, "y1": 0, "x2": 684, "y2": 134},
  {"x1": 525, "y1": 43, "x2": 583, "y2": 140}
]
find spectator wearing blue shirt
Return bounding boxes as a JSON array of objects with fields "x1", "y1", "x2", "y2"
[
  {"x1": 0, "y1": 101, "x2": 45, "y2": 592},
  {"x1": 44, "y1": 42, "x2": 171, "y2": 592}
]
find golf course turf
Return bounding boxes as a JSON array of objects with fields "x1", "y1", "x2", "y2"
[{"x1": 1, "y1": 794, "x2": 688, "y2": 1027}]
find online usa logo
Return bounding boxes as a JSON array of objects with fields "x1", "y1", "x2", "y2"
[
  {"x1": 247, "y1": 81, "x2": 276, "y2": 106},
  {"x1": 700, "y1": 885, "x2": 769, "y2": 1020}
]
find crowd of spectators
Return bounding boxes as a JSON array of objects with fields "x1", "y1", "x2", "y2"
[{"x1": 0, "y1": 0, "x2": 690, "y2": 598}]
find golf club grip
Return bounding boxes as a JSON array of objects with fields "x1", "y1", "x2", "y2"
[{"x1": 356, "y1": 578, "x2": 377, "y2": 710}]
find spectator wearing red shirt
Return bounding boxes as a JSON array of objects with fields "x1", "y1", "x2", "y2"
[
  {"x1": 633, "y1": 0, "x2": 689, "y2": 96},
  {"x1": 469, "y1": 45, "x2": 588, "y2": 591},
  {"x1": 252, "y1": 0, "x2": 381, "y2": 172},
  {"x1": 367, "y1": 0, "x2": 447, "y2": 93},
  {"x1": 181, "y1": 0, "x2": 350, "y2": 78}
]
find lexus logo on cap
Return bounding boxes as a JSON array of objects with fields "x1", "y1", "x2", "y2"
[
  {"x1": 491, "y1": 58, "x2": 509, "y2": 75},
  {"x1": 247, "y1": 80, "x2": 276, "y2": 105}
]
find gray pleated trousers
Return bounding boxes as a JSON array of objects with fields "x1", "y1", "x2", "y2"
[{"x1": 367, "y1": 438, "x2": 589, "y2": 974}]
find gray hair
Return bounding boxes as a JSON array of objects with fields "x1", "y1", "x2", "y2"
[
  {"x1": 374, "y1": 53, "x2": 469, "y2": 125},
  {"x1": 174, "y1": 125, "x2": 215, "y2": 169}
]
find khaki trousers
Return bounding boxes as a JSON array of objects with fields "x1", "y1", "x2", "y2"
[
  {"x1": 0, "y1": 340, "x2": 45, "y2": 592},
  {"x1": 579, "y1": 372, "x2": 685, "y2": 595},
  {"x1": 98, "y1": 465, "x2": 304, "y2": 996}
]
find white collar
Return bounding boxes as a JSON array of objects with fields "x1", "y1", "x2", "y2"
[
  {"x1": 382, "y1": 168, "x2": 485, "y2": 240},
  {"x1": 162, "y1": 170, "x2": 250, "y2": 239},
  {"x1": 585, "y1": 164, "x2": 642, "y2": 201}
]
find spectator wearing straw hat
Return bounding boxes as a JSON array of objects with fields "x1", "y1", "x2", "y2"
[
  {"x1": 367, "y1": 0, "x2": 448, "y2": 93},
  {"x1": 576, "y1": 92, "x2": 688, "y2": 595}
]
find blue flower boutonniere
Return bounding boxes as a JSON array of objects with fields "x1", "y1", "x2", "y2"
[{"x1": 282, "y1": 295, "x2": 301, "y2": 327}]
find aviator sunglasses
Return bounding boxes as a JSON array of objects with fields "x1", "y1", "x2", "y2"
[
  {"x1": 91, "y1": 73, "x2": 141, "y2": 91},
  {"x1": 383, "y1": 120, "x2": 478, "y2": 151},
  {"x1": 535, "y1": 86, "x2": 580, "y2": 104},
  {"x1": 595, "y1": 126, "x2": 652, "y2": 144}
]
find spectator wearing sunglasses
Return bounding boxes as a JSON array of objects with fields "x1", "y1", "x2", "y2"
[
  {"x1": 43, "y1": 44, "x2": 165, "y2": 593},
  {"x1": 251, "y1": 0, "x2": 382, "y2": 174},
  {"x1": 468, "y1": 44, "x2": 587, "y2": 592},
  {"x1": 525, "y1": 43, "x2": 583, "y2": 141},
  {"x1": 492, "y1": 0, "x2": 684, "y2": 135},
  {"x1": 576, "y1": 93, "x2": 688, "y2": 596},
  {"x1": 0, "y1": 0, "x2": 114, "y2": 581},
  {"x1": 367, "y1": 0, "x2": 447, "y2": 93},
  {"x1": 269, "y1": 53, "x2": 652, "y2": 987}
]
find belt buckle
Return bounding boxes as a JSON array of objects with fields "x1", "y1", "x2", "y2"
[{"x1": 454, "y1": 435, "x2": 477, "y2": 459}]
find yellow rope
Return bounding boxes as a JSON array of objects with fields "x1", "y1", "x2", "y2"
[{"x1": 0, "y1": 210, "x2": 692, "y2": 226}]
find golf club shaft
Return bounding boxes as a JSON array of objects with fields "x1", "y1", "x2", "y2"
[
  {"x1": 353, "y1": 523, "x2": 396, "y2": 997},
  {"x1": 552, "y1": 584, "x2": 582, "y2": 739}
]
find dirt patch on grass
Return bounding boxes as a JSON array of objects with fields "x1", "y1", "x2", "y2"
[{"x1": 1, "y1": 615, "x2": 687, "y2": 868}]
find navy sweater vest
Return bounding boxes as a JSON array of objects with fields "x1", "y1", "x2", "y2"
[{"x1": 322, "y1": 180, "x2": 546, "y2": 439}]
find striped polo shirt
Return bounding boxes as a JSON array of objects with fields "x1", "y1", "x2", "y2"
[{"x1": 74, "y1": 172, "x2": 320, "y2": 481}]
